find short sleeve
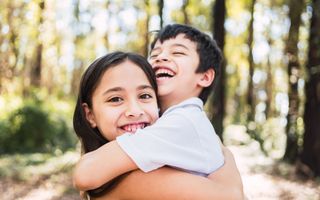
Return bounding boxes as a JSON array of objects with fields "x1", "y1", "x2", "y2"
[{"x1": 116, "y1": 111, "x2": 213, "y2": 174}]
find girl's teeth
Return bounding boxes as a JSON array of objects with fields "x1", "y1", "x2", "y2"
[{"x1": 123, "y1": 123, "x2": 145, "y2": 132}]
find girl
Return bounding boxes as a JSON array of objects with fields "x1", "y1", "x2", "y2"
[{"x1": 73, "y1": 51, "x2": 243, "y2": 199}]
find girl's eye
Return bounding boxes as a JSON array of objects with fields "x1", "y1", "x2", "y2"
[
  {"x1": 107, "y1": 97, "x2": 123, "y2": 103},
  {"x1": 140, "y1": 93, "x2": 153, "y2": 99}
]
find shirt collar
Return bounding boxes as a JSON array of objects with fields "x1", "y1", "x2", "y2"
[{"x1": 162, "y1": 97, "x2": 203, "y2": 115}]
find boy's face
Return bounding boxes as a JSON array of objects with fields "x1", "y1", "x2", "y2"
[{"x1": 149, "y1": 34, "x2": 204, "y2": 110}]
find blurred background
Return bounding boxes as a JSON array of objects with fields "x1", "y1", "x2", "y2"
[{"x1": 0, "y1": 0, "x2": 319, "y2": 199}]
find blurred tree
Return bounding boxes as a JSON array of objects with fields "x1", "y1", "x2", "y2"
[
  {"x1": 283, "y1": 0, "x2": 304, "y2": 163},
  {"x1": 247, "y1": 0, "x2": 256, "y2": 123},
  {"x1": 70, "y1": 0, "x2": 89, "y2": 96},
  {"x1": 142, "y1": 0, "x2": 151, "y2": 57},
  {"x1": 182, "y1": 0, "x2": 190, "y2": 25},
  {"x1": 170, "y1": 0, "x2": 210, "y2": 30},
  {"x1": 300, "y1": 0, "x2": 320, "y2": 177},
  {"x1": 0, "y1": 0, "x2": 25, "y2": 94},
  {"x1": 30, "y1": 0, "x2": 45, "y2": 87},
  {"x1": 104, "y1": 1, "x2": 111, "y2": 51},
  {"x1": 126, "y1": 1, "x2": 151, "y2": 57},
  {"x1": 210, "y1": 0, "x2": 226, "y2": 140},
  {"x1": 158, "y1": 0, "x2": 164, "y2": 28},
  {"x1": 265, "y1": 37, "x2": 274, "y2": 119}
]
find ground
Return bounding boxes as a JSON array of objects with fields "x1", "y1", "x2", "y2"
[
  {"x1": 0, "y1": 135, "x2": 319, "y2": 200},
  {"x1": 230, "y1": 144, "x2": 320, "y2": 200}
]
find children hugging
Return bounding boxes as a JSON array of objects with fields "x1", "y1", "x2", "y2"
[{"x1": 73, "y1": 24, "x2": 244, "y2": 200}]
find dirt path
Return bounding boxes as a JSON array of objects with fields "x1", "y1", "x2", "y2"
[
  {"x1": 230, "y1": 143, "x2": 320, "y2": 200},
  {"x1": 0, "y1": 144, "x2": 319, "y2": 199}
]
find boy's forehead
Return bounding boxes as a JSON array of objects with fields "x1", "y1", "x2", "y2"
[{"x1": 153, "y1": 34, "x2": 196, "y2": 49}]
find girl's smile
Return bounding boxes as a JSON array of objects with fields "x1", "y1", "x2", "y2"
[
  {"x1": 83, "y1": 60, "x2": 159, "y2": 141},
  {"x1": 120, "y1": 122, "x2": 150, "y2": 133}
]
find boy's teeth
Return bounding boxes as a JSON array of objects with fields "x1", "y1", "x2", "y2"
[{"x1": 155, "y1": 68, "x2": 174, "y2": 78}]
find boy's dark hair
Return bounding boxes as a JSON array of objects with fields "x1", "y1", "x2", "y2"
[
  {"x1": 150, "y1": 24, "x2": 223, "y2": 104},
  {"x1": 73, "y1": 51, "x2": 158, "y2": 197}
]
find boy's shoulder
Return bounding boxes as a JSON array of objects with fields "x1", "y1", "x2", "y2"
[
  {"x1": 159, "y1": 97, "x2": 212, "y2": 126},
  {"x1": 163, "y1": 97, "x2": 204, "y2": 116}
]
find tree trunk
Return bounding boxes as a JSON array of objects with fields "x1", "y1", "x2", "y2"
[
  {"x1": 158, "y1": 0, "x2": 164, "y2": 28},
  {"x1": 70, "y1": 0, "x2": 84, "y2": 96},
  {"x1": 265, "y1": 39, "x2": 273, "y2": 119},
  {"x1": 247, "y1": 0, "x2": 256, "y2": 122},
  {"x1": 182, "y1": 0, "x2": 190, "y2": 25},
  {"x1": 30, "y1": 0, "x2": 45, "y2": 87},
  {"x1": 142, "y1": 0, "x2": 150, "y2": 57},
  {"x1": 104, "y1": 1, "x2": 110, "y2": 51},
  {"x1": 283, "y1": 0, "x2": 304, "y2": 163},
  {"x1": 299, "y1": 0, "x2": 320, "y2": 177},
  {"x1": 210, "y1": 0, "x2": 226, "y2": 140}
]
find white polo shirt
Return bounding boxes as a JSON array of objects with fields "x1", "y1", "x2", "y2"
[{"x1": 116, "y1": 97, "x2": 224, "y2": 176}]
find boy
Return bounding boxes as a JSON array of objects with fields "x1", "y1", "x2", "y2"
[{"x1": 74, "y1": 24, "x2": 224, "y2": 190}]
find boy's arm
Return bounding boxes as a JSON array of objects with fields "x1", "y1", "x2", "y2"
[
  {"x1": 208, "y1": 146, "x2": 244, "y2": 198},
  {"x1": 73, "y1": 140, "x2": 137, "y2": 191}
]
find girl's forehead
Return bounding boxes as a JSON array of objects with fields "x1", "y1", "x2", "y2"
[{"x1": 97, "y1": 61, "x2": 152, "y2": 90}]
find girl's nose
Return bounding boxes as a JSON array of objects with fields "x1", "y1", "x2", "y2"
[{"x1": 125, "y1": 101, "x2": 144, "y2": 118}]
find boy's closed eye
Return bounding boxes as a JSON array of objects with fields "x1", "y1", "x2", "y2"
[
  {"x1": 149, "y1": 54, "x2": 159, "y2": 60},
  {"x1": 172, "y1": 51, "x2": 186, "y2": 55}
]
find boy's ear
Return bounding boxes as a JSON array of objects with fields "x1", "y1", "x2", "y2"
[
  {"x1": 82, "y1": 103, "x2": 97, "y2": 128},
  {"x1": 198, "y1": 69, "x2": 215, "y2": 87}
]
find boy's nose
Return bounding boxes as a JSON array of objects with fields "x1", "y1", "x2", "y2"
[{"x1": 155, "y1": 52, "x2": 169, "y2": 62}]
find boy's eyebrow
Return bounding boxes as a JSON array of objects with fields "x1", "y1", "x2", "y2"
[
  {"x1": 151, "y1": 43, "x2": 189, "y2": 53},
  {"x1": 171, "y1": 43, "x2": 189, "y2": 50},
  {"x1": 150, "y1": 46, "x2": 161, "y2": 53}
]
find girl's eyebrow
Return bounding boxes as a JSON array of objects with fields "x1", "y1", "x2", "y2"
[
  {"x1": 137, "y1": 85, "x2": 154, "y2": 91},
  {"x1": 103, "y1": 87, "x2": 123, "y2": 96},
  {"x1": 102, "y1": 85, "x2": 153, "y2": 96}
]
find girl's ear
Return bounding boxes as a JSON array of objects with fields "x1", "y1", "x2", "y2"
[
  {"x1": 82, "y1": 103, "x2": 97, "y2": 128},
  {"x1": 198, "y1": 68, "x2": 215, "y2": 87}
]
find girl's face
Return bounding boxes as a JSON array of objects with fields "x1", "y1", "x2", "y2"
[{"x1": 83, "y1": 60, "x2": 159, "y2": 141}]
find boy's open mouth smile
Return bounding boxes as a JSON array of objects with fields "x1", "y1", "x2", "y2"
[
  {"x1": 120, "y1": 122, "x2": 150, "y2": 133},
  {"x1": 154, "y1": 67, "x2": 176, "y2": 80}
]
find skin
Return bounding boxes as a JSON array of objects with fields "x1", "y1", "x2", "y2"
[
  {"x1": 92, "y1": 146, "x2": 243, "y2": 200},
  {"x1": 74, "y1": 36, "x2": 244, "y2": 199},
  {"x1": 83, "y1": 60, "x2": 159, "y2": 141},
  {"x1": 149, "y1": 34, "x2": 214, "y2": 113},
  {"x1": 74, "y1": 35, "x2": 216, "y2": 190},
  {"x1": 74, "y1": 61, "x2": 158, "y2": 190}
]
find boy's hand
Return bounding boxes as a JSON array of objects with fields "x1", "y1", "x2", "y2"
[{"x1": 73, "y1": 141, "x2": 137, "y2": 191}]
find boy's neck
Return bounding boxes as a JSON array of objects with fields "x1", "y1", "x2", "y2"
[
  {"x1": 159, "y1": 87, "x2": 204, "y2": 114},
  {"x1": 159, "y1": 95, "x2": 195, "y2": 114}
]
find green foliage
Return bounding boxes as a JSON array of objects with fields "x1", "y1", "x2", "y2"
[
  {"x1": 0, "y1": 94, "x2": 76, "y2": 154},
  {"x1": 0, "y1": 151, "x2": 79, "y2": 181},
  {"x1": 247, "y1": 118, "x2": 286, "y2": 158}
]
